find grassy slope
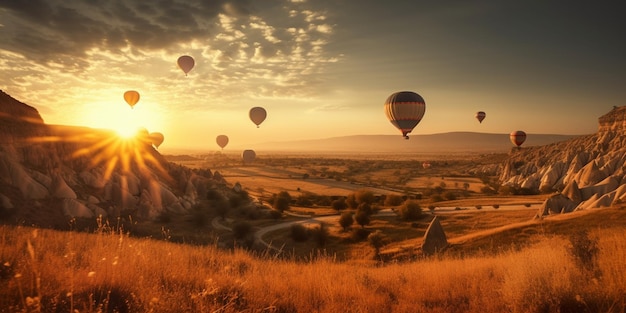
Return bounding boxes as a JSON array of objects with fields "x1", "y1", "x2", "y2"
[{"x1": 1, "y1": 207, "x2": 624, "y2": 312}]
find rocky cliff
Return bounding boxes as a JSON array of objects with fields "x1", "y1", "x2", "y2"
[
  {"x1": 499, "y1": 106, "x2": 626, "y2": 215},
  {"x1": 0, "y1": 90, "x2": 234, "y2": 229}
]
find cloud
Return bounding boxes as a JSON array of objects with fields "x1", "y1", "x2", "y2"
[{"x1": 0, "y1": 0, "x2": 340, "y2": 111}]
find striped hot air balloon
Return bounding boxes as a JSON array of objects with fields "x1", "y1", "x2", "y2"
[
  {"x1": 510, "y1": 130, "x2": 527, "y2": 147},
  {"x1": 384, "y1": 91, "x2": 426, "y2": 139}
]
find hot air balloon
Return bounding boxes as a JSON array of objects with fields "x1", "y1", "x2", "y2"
[
  {"x1": 475, "y1": 111, "x2": 486, "y2": 123},
  {"x1": 177, "y1": 55, "x2": 195, "y2": 76},
  {"x1": 149, "y1": 132, "x2": 164, "y2": 148},
  {"x1": 510, "y1": 130, "x2": 527, "y2": 147},
  {"x1": 123, "y1": 90, "x2": 140, "y2": 109},
  {"x1": 242, "y1": 149, "x2": 256, "y2": 163},
  {"x1": 384, "y1": 91, "x2": 426, "y2": 139},
  {"x1": 216, "y1": 135, "x2": 229, "y2": 149},
  {"x1": 249, "y1": 107, "x2": 267, "y2": 128}
]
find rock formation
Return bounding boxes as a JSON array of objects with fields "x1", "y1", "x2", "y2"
[
  {"x1": 0, "y1": 90, "x2": 234, "y2": 228},
  {"x1": 499, "y1": 106, "x2": 626, "y2": 216},
  {"x1": 422, "y1": 216, "x2": 448, "y2": 255}
]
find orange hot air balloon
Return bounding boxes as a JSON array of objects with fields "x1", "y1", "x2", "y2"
[
  {"x1": 475, "y1": 111, "x2": 486, "y2": 123},
  {"x1": 123, "y1": 90, "x2": 140, "y2": 109},
  {"x1": 216, "y1": 135, "x2": 229, "y2": 149},
  {"x1": 149, "y1": 132, "x2": 164, "y2": 148},
  {"x1": 177, "y1": 55, "x2": 195, "y2": 76},
  {"x1": 510, "y1": 130, "x2": 527, "y2": 147},
  {"x1": 242, "y1": 149, "x2": 256, "y2": 163},
  {"x1": 249, "y1": 107, "x2": 267, "y2": 128},
  {"x1": 384, "y1": 91, "x2": 426, "y2": 139}
]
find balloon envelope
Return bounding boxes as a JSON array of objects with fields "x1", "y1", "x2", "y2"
[
  {"x1": 475, "y1": 111, "x2": 486, "y2": 123},
  {"x1": 123, "y1": 90, "x2": 140, "y2": 109},
  {"x1": 249, "y1": 107, "x2": 267, "y2": 128},
  {"x1": 149, "y1": 132, "x2": 164, "y2": 148},
  {"x1": 510, "y1": 130, "x2": 527, "y2": 147},
  {"x1": 177, "y1": 55, "x2": 195, "y2": 75},
  {"x1": 216, "y1": 135, "x2": 229, "y2": 149},
  {"x1": 384, "y1": 91, "x2": 426, "y2": 139},
  {"x1": 242, "y1": 149, "x2": 256, "y2": 163}
]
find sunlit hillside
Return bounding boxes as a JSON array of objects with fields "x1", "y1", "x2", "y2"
[{"x1": 1, "y1": 208, "x2": 625, "y2": 312}]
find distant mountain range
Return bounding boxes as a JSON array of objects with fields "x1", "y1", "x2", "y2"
[{"x1": 230, "y1": 132, "x2": 582, "y2": 154}]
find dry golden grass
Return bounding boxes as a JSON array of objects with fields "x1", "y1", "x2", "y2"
[{"x1": 1, "y1": 209, "x2": 625, "y2": 312}]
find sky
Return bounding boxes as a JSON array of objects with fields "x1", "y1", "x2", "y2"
[{"x1": 1, "y1": 0, "x2": 625, "y2": 152}]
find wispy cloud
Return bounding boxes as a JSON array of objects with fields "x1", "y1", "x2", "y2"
[{"x1": 0, "y1": 0, "x2": 340, "y2": 114}]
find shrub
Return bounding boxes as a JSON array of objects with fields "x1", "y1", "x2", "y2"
[
  {"x1": 398, "y1": 200, "x2": 422, "y2": 221},
  {"x1": 475, "y1": 205, "x2": 482, "y2": 210},
  {"x1": 273, "y1": 191, "x2": 292, "y2": 212},
  {"x1": 355, "y1": 210, "x2": 371, "y2": 228},
  {"x1": 351, "y1": 228, "x2": 371, "y2": 241},
  {"x1": 568, "y1": 230, "x2": 599, "y2": 274},
  {"x1": 354, "y1": 189, "x2": 375, "y2": 205},
  {"x1": 356, "y1": 202, "x2": 373, "y2": 216},
  {"x1": 339, "y1": 212, "x2": 354, "y2": 231},
  {"x1": 384, "y1": 194, "x2": 404, "y2": 206},
  {"x1": 331, "y1": 198, "x2": 348, "y2": 211},
  {"x1": 232, "y1": 221, "x2": 253, "y2": 239},
  {"x1": 368, "y1": 230, "x2": 387, "y2": 257},
  {"x1": 310, "y1": 223, "x2": 329, "y2": 247},
  {"x1": 493, "y1": 204, "x2": 500, "y2": 209},
  {"x1": 290, "y1": 224, "x2": 309, "y2": 242},
  {"x1": 269, "y1": 210, "x2": 283, "y2": 220},
  {"x1": 430, "y1": 194, "x2": 444, "y2": 202},
  {"x1": 443, "y1": 191, "x2": 457, "y2": 201}
]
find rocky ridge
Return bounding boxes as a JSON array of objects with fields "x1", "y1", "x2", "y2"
[
  {"x1": 499, "y1": 106, "x2": 626, "y2": 215},
  {"x1": 0, "y1": 90, "x2": 232, "y2": 228}
]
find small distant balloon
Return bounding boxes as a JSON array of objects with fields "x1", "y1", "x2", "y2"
[
  {"x1": 216, "y1": 135, "x2": 229, "y2": 149},
  {"x1": 177, "y1": 55, "x2": 195, "y2": 76},
  {"x1": 475, "y1": 111, "x2": 486, "y2": 123},
  {"x1": 242, "y1": 149, "x2": 256, "y2": 163},
  {"x1": 510, "y1": 130, "x2": 527, "y2": 147},
  {"x1": 249, "y1": 107, "x2": 267, "y2": 128},
  {"x1": 149, "y1": 132, "x2": 164, "y2": 148},
  {"x1": 384, "y1": 91, "x2": 426, "y2": 139},
  {"x1": 123, "y1": 90, "x2": 140, "y2": 109}
]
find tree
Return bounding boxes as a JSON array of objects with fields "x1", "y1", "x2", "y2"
[
  {"x1": 290, "y1": 224, "x2": 309, "y2": 242},
  {"x1": 339, "y1": 212, "x2": 354, "y2": 231},
  {"x1": 398, "y1": 200, "x2": 423, "y2": 221},
  {"x1": 355, "y1": 210, "x2": 370, "y2": 228},
  {"x1": 368, "y1": 230, "x2": 387, "y2": 258},
  {"x1": 331, "y1": 198, "x2": 348, "y2": 211},
  {"x1": 273, "y1": 191, "x2": 292, "y2": 212},
  {"x1": 355, "y1": 189, "x2": 375, "y2": 205}
]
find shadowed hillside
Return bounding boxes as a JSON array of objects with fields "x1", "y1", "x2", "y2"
[{"x1": 0, "y1": 90, "x2": 238, "y2": 230}]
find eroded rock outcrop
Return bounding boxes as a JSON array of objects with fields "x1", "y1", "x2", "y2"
[
  {"x1": 0, "y1": 90, "x2": 232, "y2": 226},
  {"x1": 500, "y1": 106, "x2": 626, "y2": 216}
]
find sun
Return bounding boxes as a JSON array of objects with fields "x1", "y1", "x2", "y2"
[{"x1": 80, "y1": 100, "x2": 164, "y2": 141}]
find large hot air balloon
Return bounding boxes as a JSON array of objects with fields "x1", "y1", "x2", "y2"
[
  {"x1": 242, "y1": 149, "x2": 256, "y2": 163},
  {"x1": 510, "y1": 130, "x2": 527, "y2": 147},
  {"x1": 177, "y1": 55, "x2": 195, "y2": 76},
  {"x1": 384, "y1": 91, "x2": 426, "y2": 139},
  {"x1": 475, "y1": 111, "x2": 486, "y2": 123},
  {"x1": 216, "y1": 135, "x2": 229, "y2": 149},
  {"x1": 123, "y1": 90, "x2": 140, "y2": 109},
  {"x1": 149, "y1": 132, "x2": 164, "y2": 148},
  {"x1": 249, "y1": 107, "x2": 267, "y2": 128}
]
